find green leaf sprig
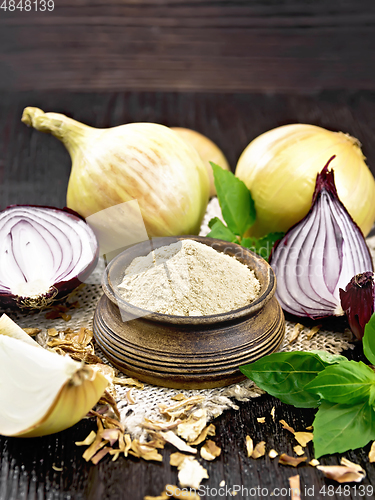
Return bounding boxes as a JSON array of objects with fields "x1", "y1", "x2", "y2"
[
  {"x1": 240, "y1": 313, "x2": 375, "y2": 458},
  {"x1": 207, "y1": 163, "x2": 284, "y2": 261}
]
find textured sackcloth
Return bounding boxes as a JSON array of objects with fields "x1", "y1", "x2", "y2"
[{"x1": 6, "y1": 198, "x2": 374, "y2": 438}]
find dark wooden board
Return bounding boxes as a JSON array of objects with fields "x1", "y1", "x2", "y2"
[
  {"x1": 1, "y1": 91, "x2": 375, "y2": 500},
  {"x1": 1, "y1": 1, "x2": 375, "y2": 92},
  {"x1": 1, "y1": 384, "x2": 375, "y2": 500}
]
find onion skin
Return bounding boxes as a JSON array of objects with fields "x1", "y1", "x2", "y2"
[
  {"x1": 15, "y1": 366, "x2": 108, "y2": 438},
  {"x1": 339, "y1": 272, "x2": 375, "y2": 340},
  {"x1": 270, "y1": 161, "x2": 374, "y2": 319},
  {"x1": 0, "y1": 283, "x2": 52, "y2": 310},
  {"x1": 0, "y1": 205, "x2": 98, "y2": 310},
  {"x1": 22, "y1": 108, "x2": 210, "y2": 238},
  {"x1": 171, "y1": 127, "x2": 230, "y2": 197},
  {"x1": 235, "y1": 124, "x2": 375, "y2": 237}
]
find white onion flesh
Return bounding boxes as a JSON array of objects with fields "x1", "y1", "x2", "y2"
[{"x1": 0, "y1": 206, "x2": 98, "y2": 306}]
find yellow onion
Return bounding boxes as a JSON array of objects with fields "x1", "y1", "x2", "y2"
[
  {"x1": 21, "y1": 108, "x2": 209, "y2": 238},
  {"x1": 0, "y1": 314, "x2": 108, "y2": 437},
  {"x1": 171, "y1": 127, "x2": 230, "y2": 197},
  {"x1": 235, "y1": 124, "x2": 375, "y2": 237}
]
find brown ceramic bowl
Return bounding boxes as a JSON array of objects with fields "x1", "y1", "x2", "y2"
[{"x1": 93, "y1": 236, "x2": 285, "y2": 389}]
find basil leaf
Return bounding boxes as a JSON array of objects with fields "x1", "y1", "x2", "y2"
[
  {"x1": 241, "y1": 237, "x2": 256, "y2": 247},
  {"x1": 242, "y1": 232, "x2": 285, "y2": 261},
  {"x1": 256, "y1": 232, "x2": 285, "y2": 259},
  {"x1": 313, "y1": 400, "x2": 375, "y2": 458},
  {"x1": 239, "y1": 351, "x2": 344, "y2": 408},
  {"x1": 207, "y1": 218, "x2": 239, "y2": 243},
  {"x1": 211, "y1": 162, "x2": 255, "y2": 236},
  {"x1": 305, "y1": 360, "x2": 375, "y2": 405},
  {"x1": 309, "y1": 350, "x2": 347, "y2": 364},
  {"x1": 363, "y1": 313, "x2": 375, "y2": 365}
]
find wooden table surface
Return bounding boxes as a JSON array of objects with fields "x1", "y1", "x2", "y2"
[
  {"x1": 1, "y1": 0, "x2": 375, "y2": 93},
  {"x1": 1, "y1": 91, "x2": 375, "y2": 500}
]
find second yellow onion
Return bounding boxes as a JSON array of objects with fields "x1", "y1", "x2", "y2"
[
  {"x1": 171, "y1": 127, "x2": 230, "y2": 197},
  {"x1": 235, "y1": 124, "x2": 375, "y2": 237}
]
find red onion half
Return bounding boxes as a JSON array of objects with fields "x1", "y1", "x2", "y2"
[
  {"x1": 0, "y1": 206, "x2": 98, "y2": 309},
  {"x1": 270, "y1": 158, "x2": 374, "y2": 318}
]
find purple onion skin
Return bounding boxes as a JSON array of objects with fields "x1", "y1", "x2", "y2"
[
  {"x1": 0, "y1": 205, "x2": 99, "y2": 310},
  {"x1": 0, "y1": 286, "x2": 67, "y2": 310},
  {"x1": 269, "y1": 157, "x2": 374, "y2": 319},
  {"x1": 311, "y1": 158, "x2": 339, "y2": 204},
  {"x1": 339, "y1": 272, "x2": 375, "y2": 340},
  {"x1": 7, "y1": 204, "x2": 86, "y2": 222},
  {"x1": 0, "y1": 270, "x2": 96, "y2": 310}
]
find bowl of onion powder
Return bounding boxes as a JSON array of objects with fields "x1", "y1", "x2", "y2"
[{"x1": 93, "y1": 236, "x2": 285, "y2": 389}]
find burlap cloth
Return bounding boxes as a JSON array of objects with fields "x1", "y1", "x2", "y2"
[{"x1": 6, "y1": 199, "x2": 375, "y2": 438}]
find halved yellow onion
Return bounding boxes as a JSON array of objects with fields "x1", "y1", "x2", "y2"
[{"x1": 0, "y1": 314, "x2": 108, "y2": 437}]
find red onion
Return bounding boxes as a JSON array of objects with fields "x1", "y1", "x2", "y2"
[
  {"x1": 0, "y1": 206, "x2": 98, "y2": 309},
  {"x1": 270, "y1": 157, "x2": 374, "y2": 318},
  {"x1": 339, "y1": 272, "x2": 375, "y2": 340}
]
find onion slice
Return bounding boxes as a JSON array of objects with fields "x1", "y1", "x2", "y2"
[
  {"x1": 0, "y1": 205, "x2": 98, "y2": 309},
  {"x1": 270, "y1": 157, "x2": 374, "y2": 318}
]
